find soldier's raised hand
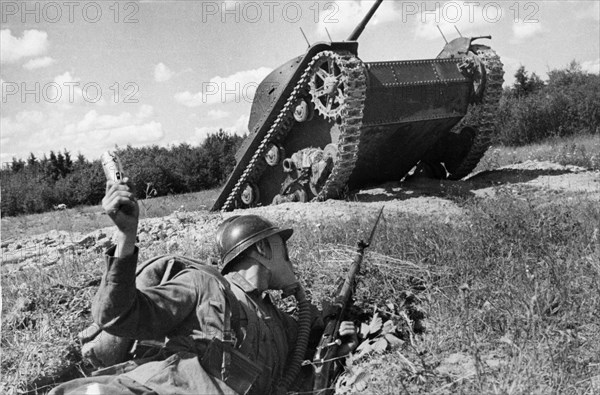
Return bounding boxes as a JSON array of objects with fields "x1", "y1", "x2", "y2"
[{"x1": 102, "y1": 178, "x2": 139, "y2": 237}]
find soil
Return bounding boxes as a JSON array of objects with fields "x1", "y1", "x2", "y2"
[
  {"x1": 2, "y1": 161, "x2": 598, "y2": 272},
  {"x1": 1, "y1": 161, "x2": 598, "y2": 392},
  {"x1": 243, "y1": 160, "x2": 598, "y2": 223}
]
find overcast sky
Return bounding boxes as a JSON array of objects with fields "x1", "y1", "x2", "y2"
[{"x1": 1, "y1": 0, "x2": 599, "y2": 165}]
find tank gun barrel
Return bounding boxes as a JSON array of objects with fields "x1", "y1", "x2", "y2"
[{"x1": 347, "y1": 0, "x2": 384, "y2": 41}]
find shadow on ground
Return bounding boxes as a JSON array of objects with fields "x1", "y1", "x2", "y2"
[{"x1": 352, "y1": 168, "x2": 579, "y2": 202}]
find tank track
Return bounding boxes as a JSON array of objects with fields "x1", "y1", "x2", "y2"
[
  {"x1": 446, "y1": 45, "x2": 504, "y2": 180},
  {"x1": 221, "y1": 51, "x2": 367, "y2": 211},
  {"x1": 312, "y1": 52, "x2": 367, "y2": 201}
]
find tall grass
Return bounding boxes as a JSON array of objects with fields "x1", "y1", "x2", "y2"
[
  {"x1": 477, "y1": 134, "x2": 600, "y2": 173},
  {"x1": 2, "y1": 188, "x2": 598, "y2": 394},
  {"x1": 2, "y1": 139, "x2": 598, "y2": 393},
  {"x1": 346, "y1": 192, "x2": 599, "y2": 394}
]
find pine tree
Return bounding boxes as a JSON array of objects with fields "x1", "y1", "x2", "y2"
[
  {"x1": 57, "y1": 152, "x2": 66, "y2": 177},
  {"x1": 11, "y1": 158, "x2": 25, "y2": 173},
  {"x1": 64, "y1": 150, "x2": 73, "y2": 174},
  {"x1": 513, "y1": 66, "x2": 544, "y2": 97},
  {"x1": 48, "y1": 151, "x2": 60, "y2": 180},
  {"x1": 27, "y1": 153, "x2": 37, "y2": 167}
]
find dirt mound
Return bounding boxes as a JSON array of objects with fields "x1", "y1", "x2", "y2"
[{"x1": 2, "y1": 161, "x2": 596, "y2": 273}]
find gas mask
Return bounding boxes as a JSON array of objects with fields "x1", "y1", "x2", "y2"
[
  {"x1": 246, "y1": 234, "x2": 299, "y2": 295},
  {"x1": 243, "y1": 232, "x2": 310, "y2": 393}
]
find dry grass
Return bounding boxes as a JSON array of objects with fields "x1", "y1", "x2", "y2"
[
  {"x1": 340, "y1": 192, "x2": 600, "y2": 395},
  {"x1": 476, "y1": 133, "x2": 600, "y2": 173},
  {"x1": 1, "y1": 189, "x2": 220, "y2": 241},
  {"x1": 1, "y1": 140, "x2": 599, "y2": 394}
]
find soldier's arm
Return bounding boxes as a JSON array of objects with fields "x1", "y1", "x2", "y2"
[
  {"x1": 92, "y1": 260, "x2": 226, "y2": 340},
  {"x1": 94, "y1": 180, "x2": 227, "y2": 341}
]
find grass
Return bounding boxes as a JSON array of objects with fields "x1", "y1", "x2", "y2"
[
  {"x1": 0, "y1": 188, "x2": 220, "y2": 241},
  {"x1": 366, "y1": 191, "x2": 599, "y2": 395},
  {"x1": 476, "y1": 133, "x2": 600, "y2": 173},
  {"x1": 1, "y1": 137, "x2": 599, "y2": 394}
]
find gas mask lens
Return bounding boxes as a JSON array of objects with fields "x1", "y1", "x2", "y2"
[
  {"x1": 255, "y1": 239, "x2": 272, "y2": 259},
  {"x1": 255, "y1": 235, "x2": 289, "y2": 262}
]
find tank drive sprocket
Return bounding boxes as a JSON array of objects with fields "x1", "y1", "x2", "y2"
[
  {"x1": 221, "y1": 51, "x2": 367, "y2": 211},
  {"x1": 421, "y1": 45, "x2": 504, "y2": 180}
]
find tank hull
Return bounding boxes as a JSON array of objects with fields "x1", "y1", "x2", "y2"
[{"x1": 212, "y1": 39, "x2": 503, "y2": 211}]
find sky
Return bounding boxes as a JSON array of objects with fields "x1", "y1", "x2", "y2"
[{"x1": 1, "y1": 0, "x2": 599, "y2": 165}]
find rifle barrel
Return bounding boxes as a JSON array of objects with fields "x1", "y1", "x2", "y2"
[{"x1": 347, "y1": 0, "x2": 384, "y2": 41}]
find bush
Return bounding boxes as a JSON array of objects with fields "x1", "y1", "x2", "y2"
[
  {"x1": 495, "y1": 62, "x2": 599, "y2": 146},
  {"x1": 1, "y1": 131, "x2": 245, "y2": 217}
]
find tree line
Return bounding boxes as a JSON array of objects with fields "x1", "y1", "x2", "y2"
[
  {"x1": 1, "y1": 62, "x2": 598, "y2": 217},
  {"x1": 496, "y1": 61, "x2": 599, "y2": 146},
  {"x1": 1, "y1": 130, "x2": 244, "y2": 217}
]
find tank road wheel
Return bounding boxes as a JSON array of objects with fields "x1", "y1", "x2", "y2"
[
  {"x1": 240, "y1": 183, "x2": 260, "y2": 207},
  {"x1": 293, "y1": 98, "x2": 314, "y2": 123},
  {"x1": 310, "y1": 53, "x2": 348, "y2": 120},
  {"x1": 265, "y1": 143, "x2": 284, "y2": 167},
  {"x1": 422, "y1": 45, "x2": 504, "y2": 180}
]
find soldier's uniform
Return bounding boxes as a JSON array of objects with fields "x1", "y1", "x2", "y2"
[{"x1": 50, "y1": 246, "x2": 300, "y2": 395}]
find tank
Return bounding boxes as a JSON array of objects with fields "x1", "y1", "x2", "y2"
[{"x1": 212, "y1": 0, "x2": 504, "y2": 211}]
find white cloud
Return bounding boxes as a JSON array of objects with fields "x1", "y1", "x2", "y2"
[
  {"x1": 72, "y1": 110, "x2": 135, "y2": 133},
  {"x1": 175, "y1": 67, "x2": 272, "y2": 107},
  {"x1": 23, "y1": 56, "x2": 56, "y2": 70},
  {"x1": 154, "y1": 62, "x2": 175, "y2": 82},
  {"x1": 2, "y1": 106, "x2": 162, "y2": 162},
  {"x1": 512, "y1": 20, "x2": 543, "y2": 42},
  {"x1": 581, "y1": 58, "x2": 600, "y2": 74},
  {"x1": 137, "y1": 104, "x2": 154, "y2": 118},
  {"x1": 207, "y1": 109, "x2": 230, "y2": 120},
  {"x1": 315, "y1": 0, "x2": 399, "y2": 39},
  {"x1": 575, "y1": 1, "x2": 600, "y2": 22},
  {"x1": 75, "y1": 121, "x2": 164, "y2": 147},
  {"x1": 1, "y1": 111, "x2": 45, "y2": 140},
  {"x1": 194, "y1": 114, "x2": 249, "y2": 142},
  {"x1": 68, "y1": 105, "x2": 156, "y2": 134},
  {"x1": 1, "y1": 29, "x2": 49, "y2": 64},
  {"x1": 592, "y1": 2, "x2": 600, "y2": 21}
]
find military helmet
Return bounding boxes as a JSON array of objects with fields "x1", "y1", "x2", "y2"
[{"x1": 217, "y1": 215, "x2": 293, "y2": 273}]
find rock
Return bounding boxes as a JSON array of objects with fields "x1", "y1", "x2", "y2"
[
  {"x1": 167, "y1": 240, "x2": 179, "y2": 253},
  {"x1": 43, "y1": 238, "x2": 57, "y2": 246},
  {"x1": 77, "y1": 234, "x2": 96, "y2": 248},
  {"x1": 436, "y1": 352, "x2": 476, "y2": 377}
]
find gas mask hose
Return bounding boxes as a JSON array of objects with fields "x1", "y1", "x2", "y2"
[{"x1": 279, "y1": 285, "x2": 311, "y2": 392}]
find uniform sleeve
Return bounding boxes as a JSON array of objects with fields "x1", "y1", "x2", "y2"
[{"x1": 92, "y1": 247, "x2": 217, "y2": 340}]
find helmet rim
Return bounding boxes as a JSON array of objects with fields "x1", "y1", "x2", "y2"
[{"x1": 218, "y1": 215, "x2": 293, "y2": 274}]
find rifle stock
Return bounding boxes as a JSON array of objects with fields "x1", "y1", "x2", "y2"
[{"x1": 312, "y1": 207, "x2": 384, "y2": 394}]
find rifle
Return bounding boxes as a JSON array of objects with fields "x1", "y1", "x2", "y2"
[{"x1": 312, "y1": 207, "x2": 384, "y2": 394}]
